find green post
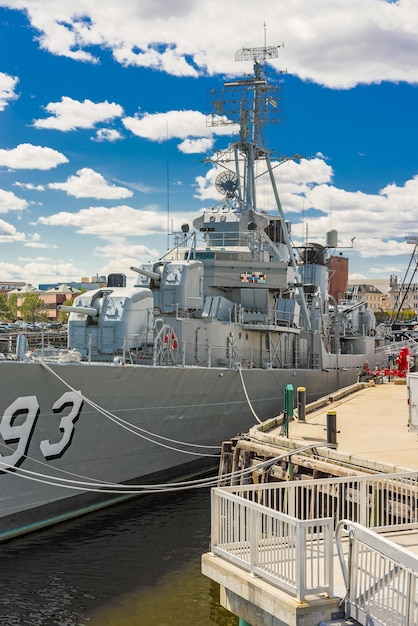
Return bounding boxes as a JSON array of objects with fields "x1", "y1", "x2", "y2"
[
  {"x1": 284, "y1": 384, "x2": 294, "y2": 417},
  {"x1": 239, "y1": 620, "x2": 252, "y2": 626},
  {"x1": 283, "y1": 384, "x2": 294, "y2": 437}
]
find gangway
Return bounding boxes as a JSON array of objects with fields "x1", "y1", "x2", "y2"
[{"x1": 336, "y1": 520, "x2": 418, "y2": 626}]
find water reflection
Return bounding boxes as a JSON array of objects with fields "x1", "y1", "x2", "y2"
[{"x1": 0, "y1": 489, "x2": 237, "y2": 625}]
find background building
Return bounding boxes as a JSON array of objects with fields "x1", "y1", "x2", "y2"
[
  {"x1": 345, "y1": 284, "x2": 384, "y2": 312},
  {"x1": 0, "y1": 281, "x2": 27, "y2": 294},
  {"x1": 388, "y1": 275, "x2": 418, "y2": 315}
]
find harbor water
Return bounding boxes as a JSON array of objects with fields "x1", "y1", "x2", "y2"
[{"x1": 0, "y1": 489, "x2": 237, "y2": 625}]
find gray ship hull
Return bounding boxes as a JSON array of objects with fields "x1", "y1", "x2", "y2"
[{"x1": 0, "y1": 360, "x2": 362, "y2": 540}]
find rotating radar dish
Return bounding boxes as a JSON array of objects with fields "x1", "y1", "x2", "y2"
[{"x1": 215, "y1": 171, "x2": 238, "y2": 197}]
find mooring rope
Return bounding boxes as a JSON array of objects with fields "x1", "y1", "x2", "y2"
[
  {"x1": 0, "y1": 443, "x2": 331, "y2": 495},
  {"x1": 236, "y1": 363, "x2": 263, "y2": 424},
  {"x1": 37, "y1": 358, "x2": 220, "y2": 457}
]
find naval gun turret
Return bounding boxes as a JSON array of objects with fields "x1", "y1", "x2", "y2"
[
  {"x1": 131, "y1": 261, "x2": 203, "y2": 313},
  {"x1": 60, "y1": 284, "x2": 154, "y2": 360}
]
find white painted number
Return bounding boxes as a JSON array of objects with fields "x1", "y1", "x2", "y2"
[
  {"x1": 40, "y1": 391, "x2": 84, "y2": 460},
  {"x1": 0, "y1": 396, "x2": 40, "y2": 470},
  {"x1": 0, "y1": 391, "x2": 84, "y2": 470}
]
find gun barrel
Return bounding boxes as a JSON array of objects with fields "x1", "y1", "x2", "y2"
[
  {"x1": 130, "y1": 266, "x2": 160, "y2": 281},
  {"x1": 58, "y1": 305, "x2": 98, "y2": 317}
]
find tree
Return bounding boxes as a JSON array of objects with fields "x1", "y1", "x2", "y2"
[
  {"x1": 6, "y1": 293, "x2": 18, "y2": 321},
  {"x1": 0, "y1": 293, "x2": 10, "y2": 321},
  {"x1": 20, "y1": 293, "x2": 47, "y2": 328}
]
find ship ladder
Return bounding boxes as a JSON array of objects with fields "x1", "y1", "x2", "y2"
[{"x1": 153, "y1": 323, "x2": 179, "y2": 365}]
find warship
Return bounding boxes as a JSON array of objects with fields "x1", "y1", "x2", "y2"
[{"x1": 0, "y1": 45, "x2": 376, "y2": 540}]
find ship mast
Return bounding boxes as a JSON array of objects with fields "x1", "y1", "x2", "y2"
[
  {"x1": 207, "y1": 45, "x2": 280, "y2": 210},
  {"x1": 207, "y1": 45, "x2": 311, "y2": 330}
]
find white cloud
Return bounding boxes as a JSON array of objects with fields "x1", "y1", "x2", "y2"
[
  {"x1": 1, "y1": 259, "x2": 87, "y2": 284},
  {"x1": 14, "y1": 182, "x2": 45, "y2": 191},
  {"x1": 113, "y1": 45, "x2": 199, "y2": 77},
  {"x1": 0, "y1": 144, "x2": 68, "y2": 169},
  {"x1": 282, "y1": 170, "x2": 418, "y2": 260},
  {"x1": 3, "y1": 0, "x2": 418, "y2": 87},
  {"x1": 122, "y1": 110, "x2": 235, "y2": 142},
  {"x1": 33, "y1": 97, "x2": 124, "y2": 131},
  {"x1": 123, "y1": 110, "x2": 202, "y2": 142},
  {"x1": 37, "y1": 204, "x2": 191, "y2": 236},
  {"x1": 0, "y1": 188, "x2": 28, "y2": 212},
  {"x1": 0, "y1": 72, "x2": 19, "y2": 111},
  {"x1": 178, "y1": 137, "x2": 214, "y2": 154},
  {"x1": 48, "y1": 168, "x2": 133, "y2": 199},
  {"x1": 24, "y1": 233, "x2": 58, "y2": 249},
  {"x1": 95, "y1": 240, "x2": 161, "y2": 277},
  {"x1": 94, "y1": 128, "x2": 123, "y2": 142},
  {"x1": 0, "y1": 219, "x2": 26, "y2": 242}
]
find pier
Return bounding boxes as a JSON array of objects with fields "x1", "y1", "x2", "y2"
[{"x1": 202, "y1": 379, "x2": 418, "y2": 626}]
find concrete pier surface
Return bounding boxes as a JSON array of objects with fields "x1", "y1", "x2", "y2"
[{"x1": 283, "y1": 379, "x2": 418, "y2": 472}]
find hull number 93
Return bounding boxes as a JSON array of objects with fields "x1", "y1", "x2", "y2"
[{"x1": 0, "y1": 391, "x2": 84, "y2": 470}]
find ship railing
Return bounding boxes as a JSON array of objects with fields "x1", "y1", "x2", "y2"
[
  {"x1": 178, "y1": 342, "x2": 303, "y2": 369},
  {"x1": 375, "y1": 337, "x2": 418, "y2": 358},
  {"x1": 0, "y1": 330, "x2": 68, "y2": 355},
  {"x1": 202, "y1": 230, "x2": 280, "y2": 257},
  {"x1": 336, "y1": 520, "x2": 418, "y2": 626},
  {"x1": 120, "y1": 339, "x2": 303, "y2": 369},
  {"x1": 210, "y1": 471, "x2": 418, "y2": 601}
]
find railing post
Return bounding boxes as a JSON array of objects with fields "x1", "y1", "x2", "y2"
[
  {"x1": 359, "y1": 480, "x2": 368, "y2": 527},
  {"x1": 211, "y1": 489, "x2": 218, "y2": 553},
  {"x1": 324, "y1": 520, "x2": 334, "y2": 596},
  {"x1": 249, "y1": 507, "x2": 258, "y2": 574},
  {"x1": 406, "y1": 571, "x2": 416, "y2": 625},
  {"x1": 295, "y1": 522, "x2": 306, "y2": 601}
]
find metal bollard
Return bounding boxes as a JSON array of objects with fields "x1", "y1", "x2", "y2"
[
  {"x1": 297, "y1": 386, "x2": 306, "y2": 421},
  {"x1": 326, "y1": 410, "x2": 339, "y2": 447}
]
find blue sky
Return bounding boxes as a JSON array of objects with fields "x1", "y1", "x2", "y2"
[{"x1": 0, "y1": 0, "x2": 417, "y2": 287}]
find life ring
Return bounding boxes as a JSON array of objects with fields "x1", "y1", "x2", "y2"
[{"x1": 164, "y1": 332, "x2": 178, "y2": 349}]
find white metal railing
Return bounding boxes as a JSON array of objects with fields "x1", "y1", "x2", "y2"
[
  {"x1": 211, "y1": 471, "x2": 418, "y2": 602},
  {"x1": 219, "y1": 471, "x2": 418, "y2": 533},
  {"x1": 211, "y1": 488, "x2": 334, "y2": 600},
  {"x1": 375, "y1": 337, "x2": 418, "y2": 357},
  {"x1": 336, "y1": 520, "x2": 418, "y2": 626}
]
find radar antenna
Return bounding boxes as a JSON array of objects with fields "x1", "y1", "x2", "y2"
[
  {"x1": 235, "y1": 45, "x2": 279, "y2": 64},
  {"x1": 207, "y1": 44, "x2": 282, "y2": 149},
  {"x1": 215, "y1": 171, "x2": 239, "y2": 197}
]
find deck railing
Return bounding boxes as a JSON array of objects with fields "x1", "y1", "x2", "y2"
[
  {"x1": 218, "y1": 470, "x2": 418, "y2": 532},
  {"x1": 211, "y1": 471, "x2": 418, "y2": 601},
  {"x1": 211, "y1": 488, "x2": 334, "y2": 600},
  {"x1": 336, "y1": 520, "x2": 418, "y2": 626}
]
